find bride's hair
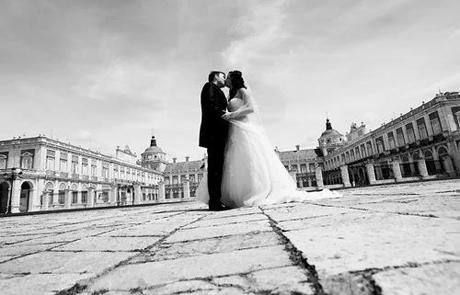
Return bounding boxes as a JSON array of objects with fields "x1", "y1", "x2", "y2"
[{"x1": 229, "y1": 70, "x2": 247, "y2": 99}]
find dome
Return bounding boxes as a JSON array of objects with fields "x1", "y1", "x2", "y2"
[
  {"x1": 319, "y1": 119, "x2": 343, "y2": 138},
  {"x1": 143, "y1": 145, "x2": 165, "y2": 154},
  {"x1": 320, "y1": 128, "x2": 343, "y2": 138},
  {"x1": 141, "y1": 136, "x2": 166, "y2": 155}
]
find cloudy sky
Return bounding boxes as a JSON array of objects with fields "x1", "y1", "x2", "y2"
[{"x1": 1, "y1": 0, "x2": 459, "y2": 161}]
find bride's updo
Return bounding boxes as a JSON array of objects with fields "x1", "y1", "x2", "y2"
[{"x1": 228, "y1": 70, "x2": 247, "y2": 99}]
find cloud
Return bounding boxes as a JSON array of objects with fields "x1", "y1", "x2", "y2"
[
  {"x1": 222, "y1": 0, "x2": 289, "y2": 69},
  {"x1": 86, "y1": 58, "x2": 173, "y2": 104}
]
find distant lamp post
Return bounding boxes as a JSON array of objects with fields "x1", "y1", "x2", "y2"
[{"x1": 2, "y1": 168, "x2": 23, "y2": 214}]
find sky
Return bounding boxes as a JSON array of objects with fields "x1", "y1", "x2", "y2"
[{"x1": 1, "y1": 0, "x2": 459, "y2": 161}]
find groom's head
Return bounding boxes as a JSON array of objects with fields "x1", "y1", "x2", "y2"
[{"x1": 208, "y1": 71, "x2": 226, "y2": 88}]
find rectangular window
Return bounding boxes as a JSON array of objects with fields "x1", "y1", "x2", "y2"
[
  {"x1": 452, "y1": 106, "x2": 460, "y2": 129},
  {"x1": 300, "y1": 164, "x2": 307, "y2": 173},
  {"x1": 91, "y1": 165, "x2": 97, "y2": 176},
  {"x1": 46, "y1": 150, "x2": 55, "y2": 171},
  {"x1": 20, "y1": 149, "x2": 35, "y2": 169},
  {"x1": 58, "y1": 190, "x2": 65, "y2": 204},
  {"x1": 360, "y1": 144, "x2": 366, "y2": 157},
  {"x1": 71, "y1": 155, "x2": 78, "y2": 174},
  {"x1": 81, "y1": 191, "x2": 88, "y2": 203},
  {"x1": 387, "y1": 132, "x2": 396, "y2": 149},
  {"x1": 417, "y1": 118, "x2": 428, "y2": 139},
  {"x1": 0, "y1": 152, "x2": 8, "y2": 169},
  {"x1": 113, "y1": 165, "x2": 119, "y2": 179},
  {"x1": 102, "y1": 162, "x2": 109, "y2": 178},
  {"x1": 101, "y1": 191, "x2": 109, "y2": 202},
  {"x1": 189, "y1": 174, "x2": 195, "y2": 182},
  {"x1": 429, "y1": 111, "x2": 442, "y2": 135},
  {"x1": 396, "y1": 128, "x2": 405, "y2": 146},
  {"x1": 173, "y1": 176, "x2": 178, "y2": 185},
  {"x1": 376, "y1": 137, "x2": 385, "y2": 153},
  {"x1": 72, "y1": 191, "x2": 78, "y2": 204},
  {"x1": 405, "y1": 123, "x2": 416, "y2": 143},
  {"x1": 82, "y1": 158, "x2": 88, "y2": 175}
]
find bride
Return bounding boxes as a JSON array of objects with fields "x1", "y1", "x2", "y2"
[{"x1": 196, "y1": 70, "x2": 340, "y2": 208}]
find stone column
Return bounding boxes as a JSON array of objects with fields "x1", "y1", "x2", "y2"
[
  {"x1": 445, "y1": 111, "x2": 458, "y2": 131},
  {"x1": 365, "y1": 162, "x2": 377, "y2": 185},
  {"x1": 42, "y1": 193, "x2": 50, "y2": 211},
  {"x1": 417, "y1": 159, "x2": 429, "y2": 179},
  {"x1": 442, "y1": 156, "x2": 456, "y2": 177},
  {"x1": 87, "y1": 188, "x2": 94, "y2": 207},
  {"x1": 64, "y1": 189, "x2": 71, "y2": 209},
  {"x1": 424, "y1": 115, "x2": 434, "y2": 137},
  {"x1": 340, "y1": 165, "x2": 351, "y2": 188},
  {"x1": 315, "y1": 166, "x2": 324, "y2": 189},
  {"x1": 76, "y1": 191, "x2": 82, "y2": 206},
  {"x1": 133, "y1": 184, "x2": 142, "y2": 205},
  {"x1": 52, "y1": 188, "x2": 59, "y2": 208},
  {"x1": 109, "y1": 186, "x2": 117, "y2": 205},
  {"x1": 433, "y1": 148, "x2": 442, "y2": 173},
  {"x1": 158, "y1": 182, "x2": 165, "y2": 202},
  {"x1": 392, "y1": 160, "x2": 403, "y2": 182},
  {"x1": 183, "y1": 180, "x2": 190, "y2": 199},
  {"x1": 10, "y1": 179, "x2": 22, "y2": 213}
]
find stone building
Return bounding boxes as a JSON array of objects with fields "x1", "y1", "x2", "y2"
[
  {"x1": 0, "y1": 136, "x2": 165, "y2": 214},
  {"x1": 321, "y1": 91, "x2": 460, "y2": 187},
  {"x1": 276, "y1": 146, "x2": 321, "y2": 191},
  {"x1": 140, "y1": 136, "x2": 205, "y2": 201},
  {"x1": 163, "y1": 157, "x2": 205, "y2": 200}
]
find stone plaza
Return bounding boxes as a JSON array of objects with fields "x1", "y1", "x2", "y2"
[{"x1": 0, "y1": 179, "x2": 459, "y2": 295}]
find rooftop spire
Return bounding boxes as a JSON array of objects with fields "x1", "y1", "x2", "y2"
[
  {"x1": 326, "y1": 118, "x2": 332, "y2": 130},
  {"x1": 150, "y1": 136, "x2": 157, "y2": 147}
]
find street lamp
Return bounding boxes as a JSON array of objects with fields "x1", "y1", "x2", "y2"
[{"x1": 2, "y1": 168, "x2": 23, "y2": 214}]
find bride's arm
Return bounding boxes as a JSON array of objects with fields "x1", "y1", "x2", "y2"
[{"x1": 223, "y1": 89, "x2": 254, "y2": 120}]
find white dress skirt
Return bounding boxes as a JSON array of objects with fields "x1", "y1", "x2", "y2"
[{"x1": 196, "y1": 96, "x2": 341, "y2": 208}]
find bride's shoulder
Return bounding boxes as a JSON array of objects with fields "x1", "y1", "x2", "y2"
[
  {"x1": 237, "y1": 88, "x2": 251, "y2": 98},
  {"x1": 238, "y1": 88, "x2": 249, "y2": 95}
]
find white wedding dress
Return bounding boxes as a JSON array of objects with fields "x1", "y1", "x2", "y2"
[{"x1": 197, "y1": 89, "x2": 340, "y2": 208}]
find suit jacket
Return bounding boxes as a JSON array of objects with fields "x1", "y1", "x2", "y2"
[{"x1": 199, "y1": 82, "x2": 229, "y2": 148}]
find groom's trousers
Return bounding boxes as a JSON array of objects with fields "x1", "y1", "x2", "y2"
[{"x1": 207, "y1": 142, "x2": 226, "y2": 205}]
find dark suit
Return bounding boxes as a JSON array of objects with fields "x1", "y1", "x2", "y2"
[{"x1": 199, "y1": 82, "x2": 229, "y2": 206}]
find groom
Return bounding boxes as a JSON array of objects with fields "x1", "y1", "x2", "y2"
[{"x1": 199, "y1": 71, "x2": 229, "y2": 211}]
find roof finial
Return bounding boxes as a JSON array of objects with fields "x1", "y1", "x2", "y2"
[
  {"x1": 150, "y1": 136, "x2": 157, "y2": 147},
  {"x1": 326, "y1": 118, "x2": 332, "y2": 130}
]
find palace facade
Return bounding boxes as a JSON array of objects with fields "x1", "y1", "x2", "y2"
[
  {"x1": 1, "y1": 91, "x2": 458, "y2": 214},
  {"x1": 276, "y1": 91, "x2": 460, "y2": 190},
  {"x1": 140, "y1": 136, "x2": 205, "y2": 200},
  {"x1": 0, "y1": 137, "x2": 168, "y2": 214},
  {"x1": 320, "y1": 91, "x2": 460, "y2": 187}
]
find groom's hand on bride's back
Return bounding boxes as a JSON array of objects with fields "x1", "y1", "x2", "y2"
[{"x1": 221, "y1": 111, "x2": 233, "y2": 120}]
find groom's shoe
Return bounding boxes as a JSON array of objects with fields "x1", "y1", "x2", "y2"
[{"x1": 209, "y1": 203, "x2": 230, "y2": 211}]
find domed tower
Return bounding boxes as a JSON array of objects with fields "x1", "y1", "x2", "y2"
[
  {"x1": 318, "y1": 119, "x2": 345, "y2": 156},
  {"x1": 140, "y1": 136, "x2": 168, "y2": 172}
]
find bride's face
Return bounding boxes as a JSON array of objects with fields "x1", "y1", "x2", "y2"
[{"x1": 225, "y1": 74, "x2": 232, "y2": 88}]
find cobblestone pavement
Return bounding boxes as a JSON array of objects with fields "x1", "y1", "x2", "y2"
[{"x1": 0, "y1": 180, "x2": 459, "y2": 295}]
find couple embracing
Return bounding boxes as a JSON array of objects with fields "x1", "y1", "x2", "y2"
[{"x1": 198, "y1": 71, "x2": 337, "y2": 211}]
